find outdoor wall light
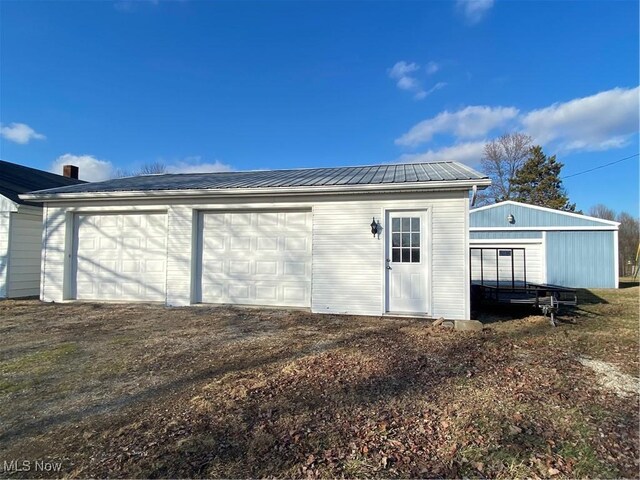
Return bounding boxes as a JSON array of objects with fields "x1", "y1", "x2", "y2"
[
  {"x1": 507, "y1": 214, "x2": 515, "y2": 224},
  {"x1": 370, "y1": 217, "x2": 379, "y2": 237}
]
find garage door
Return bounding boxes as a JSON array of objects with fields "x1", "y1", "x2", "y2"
[
  {"x1": 200, "y1": 211, "x2": 311, "y2": 307},
  {"x1": 74, "y1": 213, "x2": 167, "y2": 301},
  {"x1": 470, "y1": 242, "x2": 544, "y2": 285}
]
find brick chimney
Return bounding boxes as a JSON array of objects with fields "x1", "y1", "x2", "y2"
[{"x1": 63, "y1": 164, "x2": 79, "y2": 179}]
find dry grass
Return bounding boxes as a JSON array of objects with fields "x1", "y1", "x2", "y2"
[{"x1": 0, "y1": 283, "x2": 638, "y2": 478}]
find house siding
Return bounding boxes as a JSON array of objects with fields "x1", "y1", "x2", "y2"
[
  {"x1": 0, "y1": 212, "x2": 10, "y2": 298},
  {"x1": 546, "y1": 231, "x2": 616, "y2": 288},
  {"x1": 7, "y1": 210, "x2": 43, "y2": 297},
  {"x1": 40, "y1": 190, "x2": 470, "y2": 320}
]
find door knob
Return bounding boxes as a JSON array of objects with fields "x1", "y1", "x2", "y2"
[{"x1": 386, "y1": 266, "x2": 392, "y2": 270}]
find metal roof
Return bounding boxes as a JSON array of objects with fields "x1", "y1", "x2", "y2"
[
  {"x1": 0, "y1": 160, "x2": 85, "y2": 206},
  {"x1": 24, "y1": 162, "x2": 488, "y2": 199}
]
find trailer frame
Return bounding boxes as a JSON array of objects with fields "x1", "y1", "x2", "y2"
[{"x1": 470, "y1": 247, "x2": 577, "y2": 326}]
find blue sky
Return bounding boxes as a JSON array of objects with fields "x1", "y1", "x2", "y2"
[{"x1": 1, "y1": 0, "x2": 638, "y2": 215}]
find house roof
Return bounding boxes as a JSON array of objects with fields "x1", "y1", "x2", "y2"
[
  {"x1": 21, "y1": 161, "x2": 490, "y2": 201},
  {"x1": 470, "y1": 200, "x2": 620, "y2": 229},
  {"x1": 0, "y1": 160, "x2": 85, "y2": 206}
]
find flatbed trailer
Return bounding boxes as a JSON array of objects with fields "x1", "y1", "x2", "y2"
[{"x1": 470, "y1": 247, "x2": 578, "y2": 326}]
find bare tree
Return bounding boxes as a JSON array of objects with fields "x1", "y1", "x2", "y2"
[
  {"x1": 478, "y1": 132, "x2": 532, "y2": 205},
  {"x1": 137, "y1": 162, "x2": 168, "y2": 175},
  {"x1": 589, "y1": 204, "x2": 616, "y2": 221},
  {"x1": 112, "y1": 162, "x2": 168, "y2": 178},
  {"x1": 617, "y1": 212, "x2": 639, "y2": 276}
]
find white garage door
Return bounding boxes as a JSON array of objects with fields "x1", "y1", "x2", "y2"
[
  {"x1": 200, "y1": 211, "x2": 311, "y2": 307},
  {"x1": 74, "y1": 213, "x2": 167, "y2": 301},
  {"x1": 470, "y1": 242, "x2": 544, "y2": 285}
]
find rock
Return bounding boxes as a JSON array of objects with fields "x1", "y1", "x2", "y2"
[
  {"x1": 453, "y1": 320, "x2": 484, "y2": 331},
  {"x1": 432, "y1": 317, "x2": 445, "y2": 327}
]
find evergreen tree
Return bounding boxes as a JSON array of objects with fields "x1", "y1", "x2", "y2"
[{"x1": 511, "y1": 146, "x2": 576, "y2": 211}]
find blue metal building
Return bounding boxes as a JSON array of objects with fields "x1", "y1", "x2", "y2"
[{"x1": 470, "y1": 201, "x2": 619, "y2": 289}]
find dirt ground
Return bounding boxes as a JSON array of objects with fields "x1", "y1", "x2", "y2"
[{"x1": 1, "y1": 282, "x2": 638, "y2": 479}]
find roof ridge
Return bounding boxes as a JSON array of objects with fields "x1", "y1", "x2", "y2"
[{"x1": 131, "y1": 160, "x2": 460, "y2": 178}]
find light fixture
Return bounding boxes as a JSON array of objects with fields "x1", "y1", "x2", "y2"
[
  {"x1": 370, "y1": 217, "x2": 378, "y2": 237},
  {"x1": 507, "y1": 214, "x2": 515, "y2": 224}
]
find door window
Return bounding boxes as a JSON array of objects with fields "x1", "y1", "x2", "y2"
[{"x1": 391, "y1": 217, "x2": 420, "y2": 263}]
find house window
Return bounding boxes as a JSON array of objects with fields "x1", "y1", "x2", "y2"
[{"x1": 391, "y1": 217, "x2": 421, "y2": 263}]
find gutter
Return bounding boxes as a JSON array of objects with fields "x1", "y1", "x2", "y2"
[{"x1": 20, "y1": 178, "x2": 492, "y2": 203}]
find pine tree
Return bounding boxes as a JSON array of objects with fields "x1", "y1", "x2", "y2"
[{"x1": 511, "y1": 146, "x2": 576, "y2": 211}]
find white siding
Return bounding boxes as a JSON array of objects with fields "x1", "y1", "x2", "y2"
[
  {"x1": 312, "y1": 191, "x2": 469, "y2": 320},
  {"x1": 469, "y1": 241, "x2": 544, "y2": 285},
  {"x1": 41, "y1": 206, "x2": 68, "y2": 302},
  {"x1": 166, "y1": 206, "x2": 193, "y2": 306},
  {"x1": 0, "y1": 212, "x2": 10, "y2": 298},
  {"x1": 41, "y1": 191, "x2": 471, "y2": 319},
  {"x1": 7, "y1": 210, "x2": 43, "y2": 297},
  {"x1": 431, "y1": 199, "x2": 468, "y2": 319}
]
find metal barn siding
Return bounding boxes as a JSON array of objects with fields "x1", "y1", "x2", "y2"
[
  {"x1": 546, "y1": 231, "x2": 616, "y2": 288},
  {"x1": 470, "y1": 202, "x2": 606, "y2": 228},
  {"x1": 470, "y1": 231, "x2": 542, "y2": 240},
  {"x1": 470, "y1": 202, "x2": 619, "y2": 289}
]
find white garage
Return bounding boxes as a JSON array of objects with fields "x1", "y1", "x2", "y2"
[
  {"x1": 24, "y1": 161, "x2": 491, "y2": 321},
  {"x1": 199, "y1": 210, "x2": 312, "y2": 307},
  {"x1": 74, "y1": 212, "x2": 167, "y2": 301}
]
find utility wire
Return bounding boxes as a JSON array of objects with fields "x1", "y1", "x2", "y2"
[{"x1": 562, "y1": 153, "x2": 639, "y2": 179}]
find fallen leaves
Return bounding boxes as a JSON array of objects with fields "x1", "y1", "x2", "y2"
[{"x1": 0, "y1": 294, "x2": 638, "y2": 478}]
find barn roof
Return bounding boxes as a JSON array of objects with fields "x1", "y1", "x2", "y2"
[
  {"x1": 0, "y1": 160, "x2": 85, "y2": 206},
  {"x1": 470, "y1": 201, "x2": 619, "y2": 229},
  {"x1": 21, "y1": 161, "x2": 489, "y2": 201}
]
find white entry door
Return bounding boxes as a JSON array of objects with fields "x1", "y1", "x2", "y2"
[
  {"x1": 200, "y1": 210, "x2": 312, "y2": 307},
  {"x1": 386, "y1": 211, "x2": 428, "y2": 314}
]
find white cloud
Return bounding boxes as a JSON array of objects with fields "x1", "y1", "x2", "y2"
[
  {"x1": 456, "y1": 0, "x2": 495, "y2": 25},
  {"x1": 399, "y1": 141, "x2": 487, "y2": 166},
  {"x1": 388, "y1": 61, "x2": 425, "y2": 99},
  {"x1": 396, "y1": 75, "x2": 420, "y2": 92},
  {"x1": 166, "y1": 157, "x2": 233, "y2": 174},
  {"x1": 426, "y1": 81, "x2": 447, "y2": 95},
  {"x1": 425, "y1": 61, "x2": 440, "y2": 75},
  {"x1": 394, "y1": 86, "x2": 640, "y2": 167},
  {"x1": 395, "y1": 106, "x2": 519, "y2": 146},
  {"x1": 388, "y1": 61, "x2": 420, "y2": 80},
  {"x1": 388, "y1": 61, "x2": 446, "y2": 100},
  {"x1": 521, "y1": 86, "x2": 640, "y2": 151},
  {"x1": 0, "y1": 123, "x2": 46, "y2": 144},
  {"x1": 51, "y1": 154, "x2": 113, "y2": 182}
]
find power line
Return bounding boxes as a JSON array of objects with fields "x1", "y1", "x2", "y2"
[{"x1": 562, "y1": 153, "x2": 639, "y2": 179}]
